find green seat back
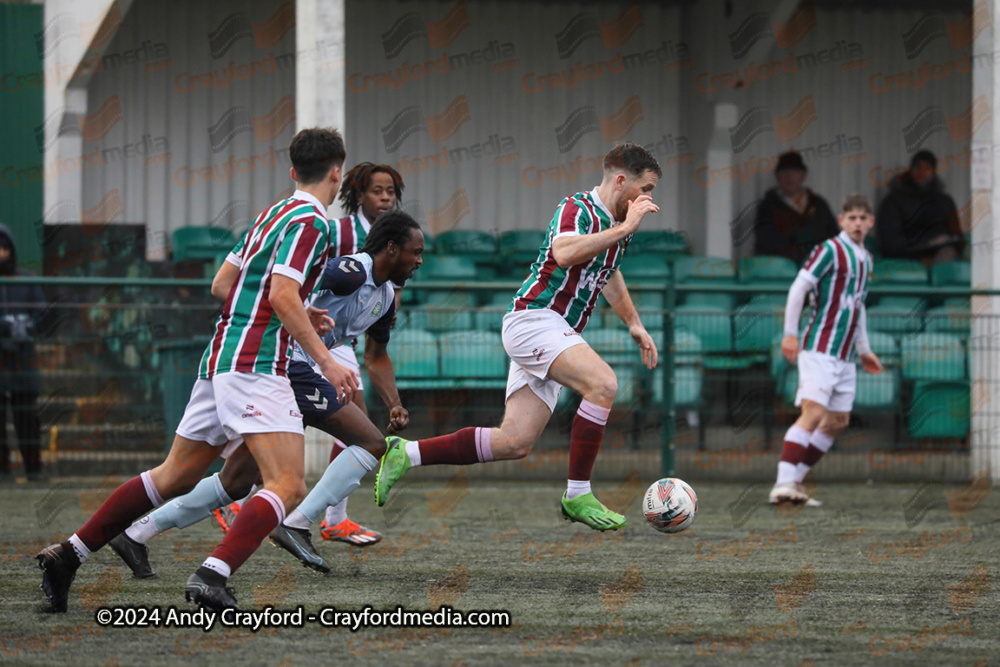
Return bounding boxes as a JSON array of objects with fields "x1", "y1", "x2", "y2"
[
  {"x1": 435, "y1": 230, "x2": 498, "y2": 257},
  {"x1": 391, "y1": 329, "x2": 438, "y2": 377},
  {"x1": 172, "y1": 226, "x2": 236, "y2": 262},
  {"x1": 738, "y1": 255, "x2": 798, "y2": 284},
  {"x1": 930, "y1": 260, "x2": 971, "y2": 287},
  {"x1": 675, "y1": 304, "x2": 731, "y2": 353},
  {"x1": 907, "y1": 381, "x2": 969, "y2": 438},
  {"x1": 900, "y1": 332, "x2": 966, "y2": 381},
  {"x1": 439, "y1": 331, "x2": 506, "y2": 378},
  {"x1": 628, "y1": 230, "x2": 688, "y2": 256},
  {"x1": 871, "y1": 259, "x2": 927, "y2": 285}
]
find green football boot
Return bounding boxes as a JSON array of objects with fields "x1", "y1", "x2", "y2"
[
  {"x1": 560, "y1": 492, "x2": 627, "y2": 531},
  {"x1": 375, "y1": 436, "x2": 412, "y2": 507}
]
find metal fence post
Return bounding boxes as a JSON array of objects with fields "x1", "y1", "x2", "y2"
[{"x1": 662, "y1": 277, "x2": 676, "y2": 478}]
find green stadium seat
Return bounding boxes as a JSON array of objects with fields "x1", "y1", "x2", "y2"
[
  {"x1": 584, "y1": 328, "x2": 635, "y2": 364},
  {"x1": 867, "y1": 296, "x2": 926, "y2": 333},
  {"x1": 778, "y1": 368, "x2": 798, "y2": 404},
  {"x1": 923, "y1": 299, "x2": 971, "y2": 334},
  {"x1": 671, "y1": 328, "x2": 702, "y2": 365},
  {"x1": 673, "y1": 256, "x2": 737, "y2": 310},
  {"x1": 619, "y1": 254, "x2": 670, "y2": 280},
  {"x1": 870, "y1": 259, "x2": 928, "y2": 285},
  {"x1": 930, "y1": 260, "x2": 971, "y2": 287},
  {"x1": 854, "y1": 369, "x2": 901, "y2": 413},
  {"x1": 498, "y1": 230, "x2": 545, "y2": 265},
  {"x1": 907, "y1": 381, "x2": 969, "y2": 438},
  {"x1": 867, "y1": 331, "x2": 900, "y2": 367},
  {"x1": 473, "y1": 292, "x2": 511, "y2": 332},
  {"x1": 172, "y1": 226, "x2": 236, "y2": 262},
  {"x1": 900, "y1": 332, "x2": 966, "y2": 381},
  {"x1": 738, "y1": 255, "x2": 798, "y2": 284},
  {"x1": 391, "y1": 329, "x2": 438, "y2": 378},
  {"x1": 627, "y1": 230, "x2": 688, "y2": 257},
  {"x1": 439, "y1": 331, "x2": 506, "y2": 382},
  {"x1": 412, "y1": 255, "x2": 478, "y2": 282},
  {"x1": 675, "y1": 305, "x2": 731, "y2": 354},
  {"x1": 434, "y1": 230, "x2": 498, "y2": 258},
  {"x1": 414, "y1": 291, "x2": 474, "y2": 332},
  {"x1": 733, "y1": 294, "x2": 785, "y2": 353}
]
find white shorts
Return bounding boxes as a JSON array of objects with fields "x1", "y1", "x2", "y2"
[
  {"x1": 330, "y1": 344, "x2": 363, "y2": 391},
  {"x1": 501, "y1": 308, "x2": 587, "y2": 412},
  {"x1": 795, "y1": 350, "x2": 856, "y2": 413},
  {"x1": 176, "y1": 372, "x2": 304, "y2": 448}
]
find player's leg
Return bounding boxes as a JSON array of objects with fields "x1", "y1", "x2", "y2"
[
  {"x1": 272, "y1": 400, "x2": 385, "y2": 570},
  {"x1": 185, "y1": 373, "x2": 306, "y2": 608},
  {"x1": 37, "y1": 434, "x2": 218, "y2": 611},
  {"x1": 374, "y1": 367, "x2": 554, "y2": 507},
  {"x1": 771, "y1": 399, "x2": 826, "y2": 503},
  {"x1": 793, "y1": 359, "x2": 856, "y2": 504},
  {"x1": 110, "y1": 443, "x2": 258, "y2": 578},
  {"x1": 544, "y1": 343, "x2": 628, "y2": 530},
  {"x1": 321, "y1": 344, "x2": 368, "y2": 541}
]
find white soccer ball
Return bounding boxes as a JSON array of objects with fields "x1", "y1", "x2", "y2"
[{"x1": 643, "y1": 478, "x2": 698, "y2": 533}]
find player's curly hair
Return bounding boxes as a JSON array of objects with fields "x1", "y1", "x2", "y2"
[
  {"x1": 361, "y1": 210, "x2": 421, "y2": 255},
  {"x1": 337, "y1": 162, "x2": 405, "y2": 216}
]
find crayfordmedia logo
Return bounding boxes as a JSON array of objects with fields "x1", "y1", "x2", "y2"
[
  {"x1": 900, "y1": 2, "x2": 987, "y2": 59},
  {"x1": 554, "y1": 95, "x2": 644, "y2": 153},
  {"x1": 554, "y1": 2, "x2": 643, "y2": 59},
  {"x1": 381, "y1": 1, "x2": 470, "y2": 59},
  {"x1": 207, "y1": 95, "x2": 296, "y2": 153},
  {"x1": 207, "y1": 2, "x2": 295, "y2": 59},
  {"x1": 728, "y1": 2, "x2": 817, "y2": 58},
  {"x1": 729, "y1": 95, "x2": 817, "y2": 154},
  {"x1": 901, "y1": 95, "x2": 989, "y2": 152}
]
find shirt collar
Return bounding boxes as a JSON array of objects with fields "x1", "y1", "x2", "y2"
[
  {"x1": 590, "y1": 187, "x2": 618, "y2": 224},
  {"x1": 838, "y1": 231, "x2": 865, "y2": 253},
  {"x1": 357, "y1": 208, "x2": 371, "y2": 232},
  {"x1": 292, "y1": 189, "x2": 326, "y2": 213}
]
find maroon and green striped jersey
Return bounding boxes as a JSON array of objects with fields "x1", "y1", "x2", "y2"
[
  {"x1": 333, "y1": 211, "x2": 371, "y2": 255},
  {"x1": 199, "y1": 190, "x2": 331, "y2": 379},
  {"x1": 509, "y1": 188, "x2": 628, "y2": 333},
  {"x1": 800, "y1": 232, "x2": 871, "y2": 361}
]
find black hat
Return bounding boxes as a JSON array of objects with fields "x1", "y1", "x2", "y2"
[
  {"x1": 776, "y1": 151, "x2": 807, "y2": 172},
  {"x1": 910, "y1": 150, "x2": 937, "y2": 169}
]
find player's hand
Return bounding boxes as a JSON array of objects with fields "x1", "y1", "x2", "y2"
[
  {"x1": 629, "y1": 324, "x2": 658, "y2": 370},
  {"x1": 307, "y1": 306, "x2": 335, "y2": 336},
  {"x1": 387, "y1": 405, "x2": 409, "y2": 434},
  {"x1": 860, "y1": 351, "x2": 883, "y2": 375},
  {"x1": 621, "y1": 195, "x2": 659, "y2": 236},
  {"x1": 781, "y1": 335, "x2": 799, "y2": 364},
  {"x1": 318, "y1": 359, "x2": 358, "y2": 404}
]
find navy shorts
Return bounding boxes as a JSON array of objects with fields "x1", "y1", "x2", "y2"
[{"x1": 287, "y1": 360, "x2": 348, "y2": 428}]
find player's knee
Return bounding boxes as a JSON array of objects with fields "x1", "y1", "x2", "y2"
[{"x1": 588, "y1": 371, "x2": 618, "y2": 406}]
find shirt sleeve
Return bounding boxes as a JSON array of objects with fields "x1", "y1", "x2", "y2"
[
  {"x1": 854, "y1": 302, "x2": 871, "y2": 355},
  {"x1": 783, "y1": 273, "x2": 813, "y2": 336},
  {"x1": 225, "y1": 235, "x2": 246, "y2": 268},
  {"x1": 799, "y1": 242, "x2": 833, "y2": 286},
  {"x1": 365, "y1": 299, "x2": 396, "y2": 345},
  {"x1": 553, "y1": 200, "x2": 590, "y2": 240},
  {"x1": 319, "y1": 256, "x2": 368, "y2": 295},
  {"x1": 272, "y1": 214, "x2": 330, "y2": 285}
]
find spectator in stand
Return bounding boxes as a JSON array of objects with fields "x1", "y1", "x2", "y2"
[
  {"x1": 876, "y1": 150, "x2": 964, "y2": 264},
  {"x1": 0, "y1": 224, "x2": 47, "y2": 482},
  {"x1": 754, "y1": 151, "x2": 839, "y2": 265}
]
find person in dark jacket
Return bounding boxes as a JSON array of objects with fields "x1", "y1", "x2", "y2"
[
  {"x1": 753, "y1": 151, "x2": 840, "y2": 265},
  {"x1": 0, "y1": 224, "x2": 47, "y2": 481},
  {"x1": 876, "y1": 150, "x2": 964, "y2": 263}
]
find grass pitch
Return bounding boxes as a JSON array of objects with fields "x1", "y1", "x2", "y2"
[{"x1": 1, "y1": 476, "x2": 998, "y2": 666}]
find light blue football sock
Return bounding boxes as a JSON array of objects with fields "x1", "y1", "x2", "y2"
[
  {"x1": 125, "y1": 473, "x2": 233, "y2": 544},
  {"x1": 284, "y1": 446, "x2": 377, "y2": 529}
]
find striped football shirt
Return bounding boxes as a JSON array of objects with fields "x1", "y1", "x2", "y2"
[
  {"x1": 333, "y1": 210, "x2": 371, "y2": 254},
  {"x1": 800, "y1": 231, "x2": 871, "y2": 361},
  {"x1": 199, "y1": 189, "x2": 331, "y2": 379},
  {"x1": 509, "y1": 187, "x2": 628, "y2": 333}
]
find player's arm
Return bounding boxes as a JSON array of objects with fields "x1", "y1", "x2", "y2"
[
  {"x1": 855, "y1": 303, "x2": 883, "y2": 374},
  {"x1": 271, "y1": 275, "x2": 355, "y2": 400},
  {"x1": 272, "y1": 221, "x2": 356, "y2": 398},
  {"x1": 211, "y1": 259, "x2": 240, "y2": 300},
  {"x1": 362, "y1": 302, "x2": 408, "y2": 433},
  {"x1": 783, "y1": 244, "x2": 831, "y2": 363},
  {"x1": 603, "y1": 270, "x2": 657, "y2": 370},
  {"x1": 551, "y1": 195, "x2": 659, "y2": 268}
]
